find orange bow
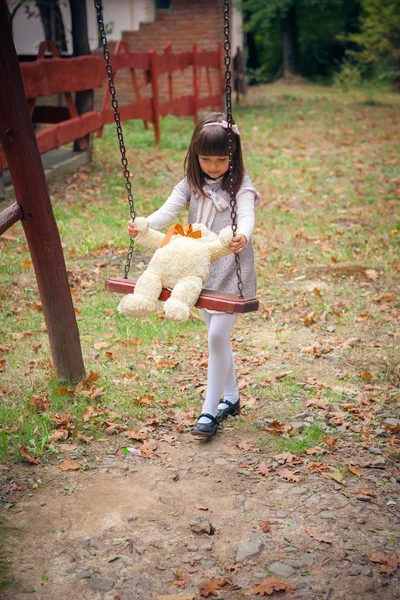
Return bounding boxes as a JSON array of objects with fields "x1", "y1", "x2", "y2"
[{"x1": 160, "y1": 223, "x2": 202, "y2": 247}]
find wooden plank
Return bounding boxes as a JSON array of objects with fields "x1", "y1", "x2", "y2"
[
  {"x1": 0, "y1": 202, "x2": 23, "y2": 235},
  {"x1": 196, "y1": 49, "x2": 220, "y2": 69},
  {"x1": 0, "y1": 0, "x2": 85, "y2": 382},
  {"x1": 102, "y1": 99, "x2": 153, "y2": 125},
  {"x1": 21, "y1": 55, "x2": 104, "y2": 97},
  {"x1": 112, "y1": 52, "x2": 150, "y2": 72},
  {"x1": 106, "y1": 278, "x2": 259, "y2": 314},
  {"x1": 159, "y1": 96, "x2": 193, "y2": 118}
]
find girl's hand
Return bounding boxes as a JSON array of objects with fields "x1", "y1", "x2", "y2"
[
  {"x1": 127, "y1": 219, "x2": 139, "y2": 238},
  {"x1": 230, "y1": 234, "x2": 248, "y2": 253}
]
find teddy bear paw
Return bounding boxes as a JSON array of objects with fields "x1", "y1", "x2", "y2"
[
  {"x1": 118, "y1": 293, "x2": 157, "y2": 318},
  {"x1": 164, "y1": 298, "x2": 190, "y2": 322}
]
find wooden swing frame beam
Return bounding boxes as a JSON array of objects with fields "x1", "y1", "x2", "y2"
[{"x1": 0, "y1": 0, "x2": 85, "y2": 382}]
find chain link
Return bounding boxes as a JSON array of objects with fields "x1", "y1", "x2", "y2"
[
  {"x1": 94, "y1": 0, "x2": 135, "y2": 279},
  {"x1": 223, "y1": 0, "x2": 244, "y2": 298}
]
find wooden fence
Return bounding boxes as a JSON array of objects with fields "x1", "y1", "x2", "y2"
[{"x1": 0, "y1": 40, "x2": 223, "y2": 173}]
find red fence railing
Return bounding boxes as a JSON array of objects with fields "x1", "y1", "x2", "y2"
[{"x1": 0, "y1": 40, "x2": 223, "y2": 173}]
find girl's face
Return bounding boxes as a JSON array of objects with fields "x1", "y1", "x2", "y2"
[{"x1": 198, "y1": 155, "x2": 229, "y2": 179}]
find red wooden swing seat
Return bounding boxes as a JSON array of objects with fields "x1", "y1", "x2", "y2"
[{"x1": 106, "y1": 277, "x2": 259, "y2": 314}]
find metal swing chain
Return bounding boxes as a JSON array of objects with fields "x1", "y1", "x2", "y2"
[
  {"x1": 94, "y1": 0, "x2": 135, "y2": 279},
  {"x1": 223, "y1": 0, "x2": 244, "y2": 299}
]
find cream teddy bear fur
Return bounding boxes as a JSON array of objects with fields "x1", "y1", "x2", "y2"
[{"x1": 118, "y1": 217, "x2": 234, "y2": 321}]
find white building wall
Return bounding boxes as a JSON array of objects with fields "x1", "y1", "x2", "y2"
[
  {"x1": 231, "y1": 4, "x2": 244, "y2": 54},
  {"x1": 7, "y1": 0, "x2": 141, "y2": 56}
]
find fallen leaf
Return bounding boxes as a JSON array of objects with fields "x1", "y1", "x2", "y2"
[
  {"x1": 359, "y1": 371, "x2": 373, "y2": 381},
  {"x1": 324, "y1": 436, "x2": 339, "y2": 451},
  {"x1": 53, "y1": 413, "x2": 71, "y2": 426},
  {"x1": 104, "y1": 423, "x2": 128, "y2": 435},
  {"x1": 77, "y1": 434, "x2": 93, "y2": 443},
  {"x1": 93, "y1": 342, "x2": 109, "y2": 350},
  {"x1": 328, "y1": 470, "x2": 345, "y2": 484},
  {"x1": 134, "y1": 394, "x2": 154, "y2": 406},
  {"x1": 348, "y1": 465, "x2": 362, "y2": 478},
  {"x1": 157, "y1": 595, "x2": 195, "y2": 600},
  {"x1": 49, "y1": 429, "x2": 69, "y2": 445},
  {"x1": 59, "y1": 460, "x2": 81, "y2": 471},
  {"x1": 140, "y1": 440, "x2": 159, "y2": 458},
  {"x1": 278, "y1": 469, "x2": 301, "y2": 482},
  {"x1": 245, "y1": 577, "x2": 296, "y2": 596},
  {"x1": 18, "y1": 445, "x2": 40, "y2": 464},
  {"x1": 307, "y1": 462, "x2": 331, "y2": 473},
  {"x1": 305, "y1": 527, "x2": 333, "y2": 544},
  {"x1": 256, "y1": 463, "x2": 274, "y2": 477},
  {"x1": 237, "y1": 440, "x2": 260, "y2": 452},
  {"x1": 373, "y1": 293, "x2": 396, "y2": 303},
  {"x1": 200, "y1": 578, "x2": 221, "y2": 597},
  {"x1": 127, "y1": 429, "x2": 148, "y2": 440},
  {"x1": 195, "y1": 504, "x2": 209, "y2": 511},
  {"x1": 370, "y1": 552, "x2": 399, "y2": 575},
  {"x1": 29, "y1": 395, "x2": 49, "y2": 412},
  {"x1": 356, "y1": 489, "x2": 377, "y2": 498},
  {"x1": 303, "y1": 311, "x2": 316, "y2": 326},
  {"x1": 341, "y1": 337, "x2": 360, "y2": 349},
  {"x1": 261, "y1": 520, "x2": 272, "y2": 533},
  {"x1": 365, "y1": 269, "x2": 378, "y2": 280}
]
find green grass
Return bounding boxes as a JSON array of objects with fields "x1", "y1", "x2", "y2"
[{"x1": 0, "y1": 82, "x2": 399, "y2": 462}]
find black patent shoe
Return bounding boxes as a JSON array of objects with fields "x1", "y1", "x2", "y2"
[
  {"x1": 216, "y1": 398, "x2": 241, "y2": 423},
  {"x1": 190, "y1": 413, "x2": 219, "y2": 438}
]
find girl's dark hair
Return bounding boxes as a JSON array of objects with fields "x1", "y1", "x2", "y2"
[{"x1": 184, "y1": 112, "x2": 245, "y2": 199}]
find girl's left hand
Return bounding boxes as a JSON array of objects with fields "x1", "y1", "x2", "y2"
[{"x1": 231, "y1": 234, "x2": 248, "y2": 253}]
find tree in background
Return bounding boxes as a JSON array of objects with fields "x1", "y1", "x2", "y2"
[
  {"x1": 346, "y1": 0, "x2": 400, "y2": 87},
  {"x1": 242, "y1": 0, "x2": 361, "y2": 83}
]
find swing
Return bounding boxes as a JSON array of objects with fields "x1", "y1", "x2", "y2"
[{"x1": 94, "y1": 0, "x2": 259, "y2": 314}]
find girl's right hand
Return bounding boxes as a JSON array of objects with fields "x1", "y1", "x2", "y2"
[{"x1": 127, "y1": 220, "x2": 138, "y2": 238}]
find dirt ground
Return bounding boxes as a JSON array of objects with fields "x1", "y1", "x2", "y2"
[{"x1": 1, "y1": 412, "x2": 399, "y2": 600}]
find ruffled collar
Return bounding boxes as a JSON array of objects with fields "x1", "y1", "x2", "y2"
[{"x1": 204, "y1": 175, "x2": 224, "y2": 186}]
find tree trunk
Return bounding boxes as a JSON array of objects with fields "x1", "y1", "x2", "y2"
[
  {"x1": 69, "y1": 0, "x2": 93, "y2": 153},
  {"x1": 35, "y1": 0, "x2": 67, "y2": 53},
  {"x1": 280, "y1": 3, "x2": 300, "y2": 77}
]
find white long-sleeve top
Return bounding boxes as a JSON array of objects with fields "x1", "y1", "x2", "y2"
[{"x1": 147, "y1": 176, "x2": 259, "y2": 243}]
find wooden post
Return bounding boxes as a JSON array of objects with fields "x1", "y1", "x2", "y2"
[
  {"x1": 192, "y1": 43, "x2": 199, "y2": 124},
  {"x1": 148, "y1": 49, "x2": 160, "y2": 145},
  {"x1": 0, "y1": 0, "x2": 85, "y2": 382},
  {"x1": 164, "y1": 42, "x2": 173, "y2": 103}
]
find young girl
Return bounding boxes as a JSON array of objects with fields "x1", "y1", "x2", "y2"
[{"x1": 127, "y1": 112, "x2": 261, "y2": 438}]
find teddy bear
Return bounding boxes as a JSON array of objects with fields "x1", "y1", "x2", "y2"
[{"x1": 118, "y1": 217, "x2": 234, "y2": 322}]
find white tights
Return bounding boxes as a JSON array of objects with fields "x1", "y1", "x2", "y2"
[{"x1": 198, "y1": 310, "x2": 239, "y2": 424}]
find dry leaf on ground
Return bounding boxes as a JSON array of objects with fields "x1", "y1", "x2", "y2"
[
  {"x1": 261, "y1": 520, "x2": 272, "y2": 533},
  {"x1": 348, "y1": 465, "x2": 362, "y2": 477},
  {"x1": 278, "y1": 469, "x2": 301, "y2": 482},
  {"x1": 200, "y1": 577, "x2": 230, "y2": 597},
  {"x1": 18, "y1": 445, "x2": 40, "y2": 464},
  {"x1": 370, "y1": 552, "x2": 399, "y2": 575},
  {"x1": 245, "y1": 577, "x2": 295, "y2": 596},
  {"x1": 256, "y1": 463, "x2": 275, "y2": 476},
  {"x1": 305, "y1": 527, "x2": 333, "y2": 544},
  {"x1": 157, "y1": 595, "x2": 195, "y2": 600},
  {"x1": 49, "y1": 429, "x2": 69, "y2": 445},
  {"x1": 59, "y1": 460, "x2": 81, "y2": 471},
  {"x1": 237, "y1": 440, "x2": 260, "y2": 452}
]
